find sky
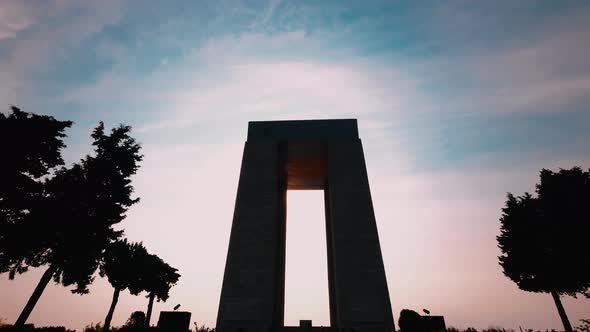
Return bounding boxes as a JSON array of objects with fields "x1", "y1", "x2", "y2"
[{"x1": 1, "y1": 0, "x2": 590, "y2": 330}]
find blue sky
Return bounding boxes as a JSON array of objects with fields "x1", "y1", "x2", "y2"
[{"x1": 1, "y1": 1, "x2": 590, "y2": 330}]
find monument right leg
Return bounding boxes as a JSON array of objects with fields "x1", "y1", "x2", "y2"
[
  {"x1": 326, "y1": 140, "x2": 395, "y2": 332},
  {"x1": 216, "y1": 141, "x2": 286, "y2": 332}
]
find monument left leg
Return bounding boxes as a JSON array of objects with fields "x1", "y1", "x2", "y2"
[{"x1": 216, "y1": 141, "x2": 286, "y2": 332}]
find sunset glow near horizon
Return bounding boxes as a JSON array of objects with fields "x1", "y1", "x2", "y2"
[
  {"x1": 285, "y1": 190, "x2": 330, "y2": 327},
  {"x1": 1, "y1": 1, "x2": 590, "y2": 331}
]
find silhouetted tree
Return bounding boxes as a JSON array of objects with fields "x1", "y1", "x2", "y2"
[
  {"x1": 139, "y1": 253, "x2": 180, "y2": 326},
  {"x1": 125, "y1": 311, "x2": 147, "y2": 328},
  {"x1": 398, "y1": 309, "x2": 421, "y2": 332},
  {"x1": 11, "y1": 122, "x2": 142, "y2": 328},
  {"x1": 0, "y1": 107, "x2": 72, "y2": 278},
  {"x1": 100, "y1": 240, "x2": 149, "y2": 332},
  {"x1": 497, "y1": 167, "x2": 590, "y2": 332}
]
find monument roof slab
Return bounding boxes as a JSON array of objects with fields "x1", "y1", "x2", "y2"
[{"x1": 247, "y1": 119, "x2": 358, "y2": 142}]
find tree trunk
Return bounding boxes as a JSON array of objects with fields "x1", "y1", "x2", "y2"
[
  {"x1": 14, "y1": 265, "x2": 57, "y2": 328},
  {"x1": 103, "y1": 287, "x2": 121, "y2": 332},
  {"x1": 145, "y1": 291, "x2": 155, "y2": 327},
  {"x1": 550, "y1": 289, "x2": 573, "y2": 332}
]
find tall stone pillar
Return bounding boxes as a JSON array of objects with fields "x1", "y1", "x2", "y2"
[
  {"x1": 216, "y1": 141, "x2": 286, "y2": 332},
  {"x1": 325, "y1": 140, "x2": 394, "y2": 331}
]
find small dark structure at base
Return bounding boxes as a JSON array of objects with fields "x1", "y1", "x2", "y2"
[
  {"x1": 156, "y1": 311, "x2": 191, "y2": 332},
  {"x1": 399, "y1": 309, "x2": 446, "y2": 332},
  {"x1": 277, "y1": 320, "x2": 352, "y2": 332},
  {"x1": 418, "y1": 316, "x2": 446, "y2": 332}
]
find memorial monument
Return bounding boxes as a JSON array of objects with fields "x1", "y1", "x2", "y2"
[{"x1": 216, "y1": 119, "x2": 394, "y2": 332}]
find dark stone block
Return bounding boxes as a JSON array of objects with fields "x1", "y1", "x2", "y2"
[
  {"x1": 299, "y1": 320, "x2": 312, "y2": 330},
  {"x1": 419, "y1": 316, "x2": 446, "y2": 332},
  {"x1": 248, "y1": 119, "x2": 358, "y2": 142},
  {"x1": 400, "y1": 315, "x2": 446, "y2": 332},
  {"x1": 156, "y1": 311, "x2": 191, "y2": 332}
]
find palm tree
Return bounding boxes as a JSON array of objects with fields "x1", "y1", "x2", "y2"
[{"x1": 100, "y1": 239, "x2": 148, "y2": 332}]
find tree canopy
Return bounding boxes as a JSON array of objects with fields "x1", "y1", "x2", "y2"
[
  {"x1": 140, "y1": 253, "x2": 181, "y2": 326},
  {"x1": 101, "y1": 239, "x2": 148, "y2": 294},
  {"x1": 1, "y1": 107, "x2": 187, "y2": 330},
  {"x1": 100, "y1": 240, "x2": 149, "y2": 332},
  {"x1": 497, "y1": 167, "x2": 590, "y2": 332},
  {"x1": 0, "y1": 108, "x2": 143, "y2": 327},
  {"x1": 39, "y1": 122, "x2": 143, "y2": 293},
  {"x1": 141, "y1": 253, "x2": 181, "y2": 302},
  {"x1": 0, "y1": 106, "x2": 72, "y2": 278},
  {"x1": 498, "y1": 167, "x2": 590, "y2": 295}
]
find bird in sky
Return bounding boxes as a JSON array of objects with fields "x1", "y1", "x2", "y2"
[{"x1": 174, "y1": 304, "x2": 181, "y2": 311}]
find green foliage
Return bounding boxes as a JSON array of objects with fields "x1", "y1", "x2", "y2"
[{"x1": 497, "y1": 167, "x2": 590, "y2": 295}]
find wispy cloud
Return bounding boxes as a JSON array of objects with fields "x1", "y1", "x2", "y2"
[
  {"x1": 0, "y1": 1, "x2": 35, "y2": 40},
  {"x1": 0, "y1": 0, "x2": 125, "y2": 103}
]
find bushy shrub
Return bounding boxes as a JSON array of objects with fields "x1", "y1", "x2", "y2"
[
  {"x1": 482, "y1": 327, "x2": 515, "y2": 332},
  {"x1": 193, "y1": 322, "x2": 215, "y2": 332},
  {"x1": 398, "y1": 309, "x2": 421, "y2": 332},
  {"x1": 124, "y1": 312, "x2": 146, "y2": 328},
  {"x1": 83, "y1": 322, "x2": 102, "y2": 332},
  {"x1": 578, "y1": 319, "x2": 590, "y2": 332}
]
